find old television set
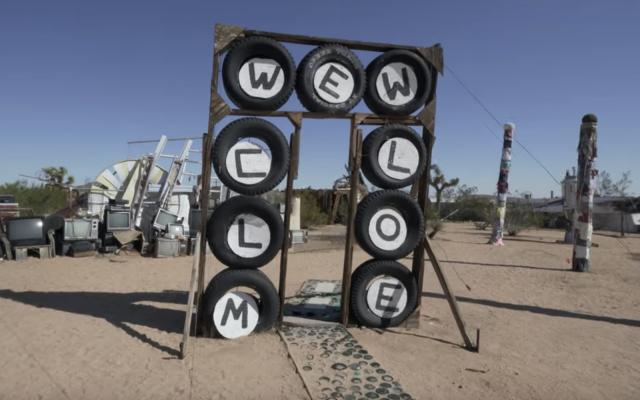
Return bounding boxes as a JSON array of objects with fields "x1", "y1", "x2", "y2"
[
  {"x1": 64, "y1": 218, "x2": 100, "y2": 241},
  {"x1": 153, "y1": 209, "x2": 179, "y2": 230},
  {"x1": 165, "y1": 223, "x2": 184, "y2": 238},
  {"x1": 6, "y1": 216, "x2": 47, "y2": 246},
  {"x1": 106, "y1": 210, "x2": 131, "y2": 231},
  {"x1": 188, "y1": 208, "x2": 213, "y2": 237}
]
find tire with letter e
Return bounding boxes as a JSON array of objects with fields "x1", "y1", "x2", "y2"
[
  {"x1": 364, "y1": 50, "x2": 432, "y2": 116},
  {"x1": 296, "y1": 45, "x2": 365, "y2": 114},
  {"x1": 207, "y1": 196, "x2": 284, "y2": 269},
  {"x1": 361, "y1": 124, "x2": 427, "y2": 189},
  {"x1": 350, "y1": 259, "x2": 418, "y2": 328},
  {"x1": 355, "y1": 190, "x2": 424, "y2": 260},
  {"x1": 212, "y1": 118, "x2": 289, "y2": 196},
  {"x1": 222, "y1": 36, "x2": 296, "y2": 111},
  {"x1": 202, "y1": 269, "x2": 279, "y2": 339}
]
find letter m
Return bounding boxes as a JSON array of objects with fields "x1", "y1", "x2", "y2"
[{"x1": 220, "y1": 297, "x2": 249, "y2": 328}]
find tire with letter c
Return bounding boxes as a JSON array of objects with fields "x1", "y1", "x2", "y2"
[
  {"x1": 296, "y1": 45, "x2": 365, "y2": 114},
  {"x1": 363, "y1": 49, "x2": 432, "y2": 116},
  {"x1": 207, "y1": 196, "x2": 284, "y2": 269},
  {"x1": 212, "y1": 118, "x2": 289, "y2": 196},
  {"x1": 361, "y1": 124, "x2": 427, "y2": 189},
  {"x1": 350, "y1": 259, "x2": 418, "y2": 328},
  {"x1": 222, "y1": 36, "x2": 296, "y2": 111},
  {"x1": 202, "y1": 269, "x2": 279, "y2": 339},
  {"x1": 354, "y1": 190, "x2": 424, "y2": 259}
]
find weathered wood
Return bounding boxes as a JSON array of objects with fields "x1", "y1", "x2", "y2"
[
  {"x1": 180, "y1": 233, "x2": 201, "y2": 359},
  {"x1": 278, "y1": 121, "x2": 302, "y2": 323},
  {"x1": 229, "y1": 109, "x2": 421, "y2": 126},
  {"x1": 423, "y1": 238, "x2": 476, "y2": 350},
  {"x1": 339, "y1": 122, "x2": 363, "y2": 326}
]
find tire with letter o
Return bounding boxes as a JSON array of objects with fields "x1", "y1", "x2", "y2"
[
  {"x1": 222, "y1": 36, "x2": 296, "y2": 111},
  {"x1": 364, "y1": 49, "x2": 432, "y2": 116},
  {"x1": 361, "y1": 124, "x2": 427, "y2": 189},
  {"x1": 350, "y1": 259, "x2": 418, "y2": 328},
  {"x1": 212, "y1": 118, "x2": 289, "y2": 196},
  {"x1": 207, "y1": 196, "x2": 284, "y2": 269},
  {"x1": 296, "y1": 45, "x2": 365, "y2": 114},
  {"x1": 202, "y1": 269, "x2": 279, "y2": 339},
  {"x1": 355, "y1": 190, "x2": 424, "y2": 259}
]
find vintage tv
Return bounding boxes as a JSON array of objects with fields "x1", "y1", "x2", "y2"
[
  {"x1": 64, "y1": 218, "x2": 100, "y2": 241},
  {"x1": 106, "y1": 210, "x2": 132, "y2": 231},
  {"x1": 188, "y1": 208, "x2": 213, "y2": 237},
  {"x1": 166, "y1": 223, "x2": 184, "y2": 238},
  {"x1": 6, "y1": 216, "x2": 47, "y2": 246},
  {"x1": 153, "y1": 209, "x2": 179, "y2": 230}
]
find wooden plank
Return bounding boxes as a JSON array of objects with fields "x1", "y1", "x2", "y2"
[
  {"x1": 229, "y1": 109, "x2": 421, "y2": 126},
  {"x1": 278, "y1": 121, "x2": 302, "y2": 323},
  {"x1": 245, "y1": 27, "x2": 435, "y2": 53},
  {"x1": 339, "y1": 122, "x2": 363, "y2": 326},
  {"x1": 180, "y1": 233, "x2": 201, "y2": 359}
]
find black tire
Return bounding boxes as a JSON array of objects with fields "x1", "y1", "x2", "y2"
[
  {"x1": 212, "y1": 118, "x2": 289, "y2": 196},
  {"x1": 207, "y1": 196, "x2": 283, "y2": 269},
  {"x1": 222, "y1": 36, "x2": 296, "y2": 111},
  {"x1": 355, "y1": 190, "x2": 424, "y2": 259},
  {"x1": 361, "y1": 124, "x2": 427, "y2": 189},
  {"x1": 296, "y1": 45, "x2": 365, "y2": 114},
  {"x1": 350, "y1": 259, "x2": 418, "y2": 328},
  {"x1": 202, "y1": 269, "x2": 279, "y2": 338},
  {"x1": 364, "y1": 50, "x2": 433, "y2": 116}
]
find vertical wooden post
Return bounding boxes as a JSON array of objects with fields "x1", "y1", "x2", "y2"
[
  {"x1": 340, "y1": 119, "x2": 363, "y2": 326},
  {"x1": 572, "y1": 114, "x2": 598, "y2": 272},
  {"x1": 489, "y1": 123, "x2": 515, "y2": 246},
  {"x1": 278, "y1": 113, "x2": 302, "y2": 323},
  {"x1": 411, "y1": 126, "x2": 433, "y2": 296}
]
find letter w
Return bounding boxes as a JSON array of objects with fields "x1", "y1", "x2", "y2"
[
  {"x1": 221, "y1": 298, "x2": 249, "y2": 328},
  {"x1": 382, "y1": 68, "x2": 411, "y2": 100},
  {"x1": 249, "y1": 62, "x2": 281, "y2": 90}
]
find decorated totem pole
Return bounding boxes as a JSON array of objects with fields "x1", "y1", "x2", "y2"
[
  {"x1": 489, "y1": 123, "x2": 515, "y2": 246},
  {"x1": 571, "y1": 114, "x2": 598, "y2": 272}
]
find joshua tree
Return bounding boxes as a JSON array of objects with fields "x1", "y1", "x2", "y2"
[
  {"x1": 41, "y1": 166, "x2": 75, "y2": 188},
  {"x1": 429, "y1": 164, "x2": 459, "y2": 212}
]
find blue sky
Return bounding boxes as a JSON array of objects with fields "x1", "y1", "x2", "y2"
[{"x1": 1, "y1": 0, "x2": 638, "y2": 196}]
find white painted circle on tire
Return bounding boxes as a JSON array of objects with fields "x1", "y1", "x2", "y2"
[
  {"x1": 377, "y1": 137, "x2": 420, "y2": 180},
  {"x1": 375, "y1": 62, "x2": 418, "y2": 106},
  {"x1": 368, "y1": 208, "x2": 407, "y2": 251},
  {"x1": 366, "y1": 276, "x2": 408, "y2": 319},
  {"x1": 313, "y1": 62, "x2": 355, "y2": 104},
  {"x1": 225, "y1": 141, "x2": 272, "y2": 185},
  {"x1": 213, "y1": 291, "x2": 260, "y2": 339},
  {"x1": 238, "y1": 58, "x2": 285, "y2": 99},
  {"x1": 227, "y1": 213, "x2": 271, "y2": 258}
]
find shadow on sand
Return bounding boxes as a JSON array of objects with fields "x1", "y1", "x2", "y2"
[
  {"x1": 0, "y1": 289, "x2": 187, "y2": 357},
  {"x1": 423, "y1": 292, "x2": 640, "y2": 328}
]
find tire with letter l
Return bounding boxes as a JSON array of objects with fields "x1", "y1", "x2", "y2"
[
  {"x1": 207, "y1": 196, "x2": 284, "y2": 269},
  {"x1": 350, "y1": 259, "x2": 418, "y2": 328},
  {"x1": 222, "y1": 36, "x2": 296, "y2": 111},
  {"x1": 202, "y1": 269, "x2": 279, "y2": 339},
  {"x1": 361, "y1": 124, "x2": 427, "y2": 189}
]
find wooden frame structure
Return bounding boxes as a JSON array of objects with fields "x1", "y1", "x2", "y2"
[{"x1": 181, "y1": 23, "x2": 478, "y2": 358}]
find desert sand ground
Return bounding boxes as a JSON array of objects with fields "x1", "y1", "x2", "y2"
[{"x1": 0, "y1": 222, "x2": 639, "y2": 400}]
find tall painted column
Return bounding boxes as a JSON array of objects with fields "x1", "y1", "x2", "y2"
[
  {"x1": 572, "y1": 114, "x2": 598, "y2": 272},
  {"x1": 489, "y1": 123, "x2": 515, "y2": 246}
]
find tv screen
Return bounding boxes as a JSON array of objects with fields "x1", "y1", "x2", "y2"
[
  {"x1": 107, "y1": 212, "x2": 131, "y2": 230},
  {"x1": 155, "y1": 209, "x2": 178, "y2": 227},
  {"x1": 6, "y1": 217, "x2": 46, "y2": 246},
  {"x1": 167, "y1": 224, "x2": 184, "y2": 237},
  {"x1": 64, "y1": 219, "x2": 98, "y2": 240}
]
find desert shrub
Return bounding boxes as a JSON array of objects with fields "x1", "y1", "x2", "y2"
[
  {"x1": 298, "y1": 190, "x2": 328, "y2": 228},
  {"x1": 0, "y1": 181, "x2": 68, "y2": 215},
  {"x1": 504, "y1": 201, "x2": 542, "y2": 236}
]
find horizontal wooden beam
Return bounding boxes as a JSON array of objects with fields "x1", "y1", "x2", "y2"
[{"x1": 229, "y1": 109, "x2": 422, "y2": 126}]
